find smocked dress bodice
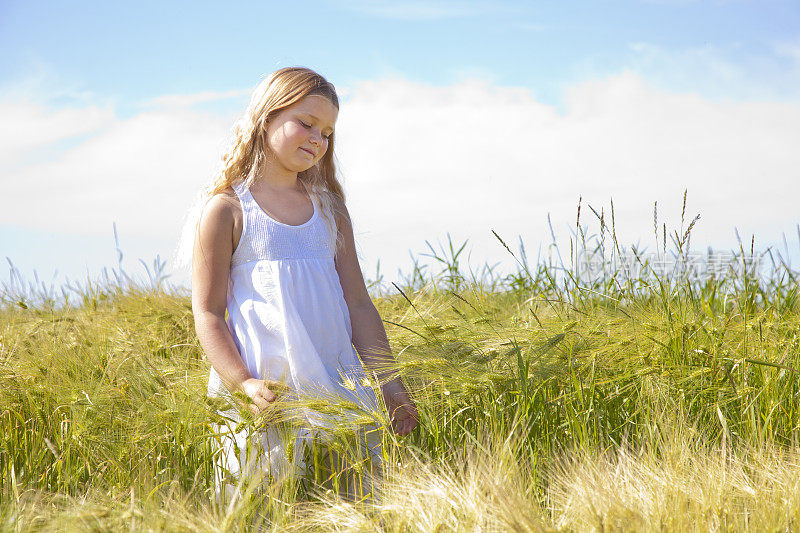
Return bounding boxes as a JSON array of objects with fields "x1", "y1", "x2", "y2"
[{"x1": 207, "y1": 182, "x2": 379, "y2": 425}]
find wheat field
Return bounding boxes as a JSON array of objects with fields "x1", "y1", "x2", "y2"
[{"x1": 2, "y1": 205, "x2": 799, "y2": 531}]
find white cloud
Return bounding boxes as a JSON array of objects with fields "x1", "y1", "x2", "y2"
[
  {"x1": 2, "y1": 73, "x2": 799, "y2": 285},
  {"x1": 0, "y1": 100, "x2": 234, "y2": 285},
  {"x1": 335, "y1": 74, "x2": 800, "y2": 278},
  {"x1": 0, "y1": 100, "x2": 114, "y2": 167}
]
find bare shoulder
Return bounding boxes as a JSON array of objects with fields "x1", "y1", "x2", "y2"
[
  {"x1": 198, "y1": 188, "x2": 243, "y2": 251},
  {"x1": 200, "y1": 188, "x2": 241, "y2": 228},
  {"x1": 204, "y1": 188, "x2": 240, "y2": 219}
]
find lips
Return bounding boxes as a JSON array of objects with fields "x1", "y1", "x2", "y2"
[{"x1": 300, "y1": 147, "x2": 315, "y2": 157}]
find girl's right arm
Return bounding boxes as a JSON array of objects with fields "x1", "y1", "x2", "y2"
[{"x1": 192, "y1": 194, "x2": 276, "y2": 416}]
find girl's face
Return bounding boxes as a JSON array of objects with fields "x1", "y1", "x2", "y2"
[{"x1": 264, "y1": 94, "x2": 338, "y2": 174}]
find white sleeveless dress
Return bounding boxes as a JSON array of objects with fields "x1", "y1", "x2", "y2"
[{"x1": 208, "y1": 181, "x2": 380, "y2": 494}]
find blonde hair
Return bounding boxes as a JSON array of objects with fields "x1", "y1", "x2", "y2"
[{"x1": 210, "y1": 67, "x2": 345, "y2": 250}]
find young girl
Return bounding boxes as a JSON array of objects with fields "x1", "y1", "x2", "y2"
[{"x1": 191, "y1": 67, "x2": 418, "y2": 497}]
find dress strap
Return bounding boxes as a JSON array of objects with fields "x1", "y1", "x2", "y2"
[
  {"x1": 232, "y1": 181, "x2": 248, "y2": 204},
  {"x1": 230, "y1": 181, "x2": 254, "y2": 264},
  {"x1": 232, "y1": 181, "x2": 257, "y2": 220}
]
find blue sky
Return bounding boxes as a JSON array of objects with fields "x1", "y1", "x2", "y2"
[
  {"x1": 1, "y1": 0, "x2": 799, "y2": 292},
  {"x1": 3, "y1": 0, "x2": 798, "y2": 107}
]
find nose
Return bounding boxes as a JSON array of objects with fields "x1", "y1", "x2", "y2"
[{"x1": 309, "y1": 131, "x2": 322, "y2": 146}]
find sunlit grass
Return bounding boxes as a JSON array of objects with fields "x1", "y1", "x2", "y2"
[{"x1": 2, "y1": 200, "x2": 799, "y2": 531}]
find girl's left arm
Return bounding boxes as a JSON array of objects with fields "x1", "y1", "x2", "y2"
[{"x1": 334, "y1": 204, "x2": 418, "y2": 436}]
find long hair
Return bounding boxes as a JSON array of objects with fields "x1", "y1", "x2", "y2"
[{"x1": 209, "y1": 67, "x2": 344, "y2": 250}]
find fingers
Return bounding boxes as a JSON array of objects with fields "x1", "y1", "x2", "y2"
[
  {"x1": 394, "y1": 415, "x2": 417, "y2": 436},
  {"x1": 260, "y1": 387, "x2": 277, "y2": 404},
  {"x1": 383, "y1": 385, "x2": 419, "y2": 436},
  {"x1": 247, "y1": 392, "x2": 279, "y2": 423},
  {"x1": 264, "y1": 379, "x2": 290, "y2": 397},
  {"x1": 252, "y1": 392, "x2": 274, "y2": 410},
  {"x1": 389, "y1": 404, "x2": 419, "y2": 436},
  {"x1": 243, "y1": 383, "x2": 277, "y2": 413}
]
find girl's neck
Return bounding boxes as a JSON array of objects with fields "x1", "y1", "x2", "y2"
[{"x1": 256, "y1": 159, "x2": 300, "y2": 191}]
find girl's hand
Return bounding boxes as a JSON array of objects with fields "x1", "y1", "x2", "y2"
[
  {"x1": 239, "y1": 378, "x2": 286, "y2": 420},
  {"x1": 381, "y1": 378, "x2": 419, "y2": 436}
]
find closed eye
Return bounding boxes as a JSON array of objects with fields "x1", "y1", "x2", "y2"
[{"x1": 299, "y1": 118, "x2": 332, "y2": 140}]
